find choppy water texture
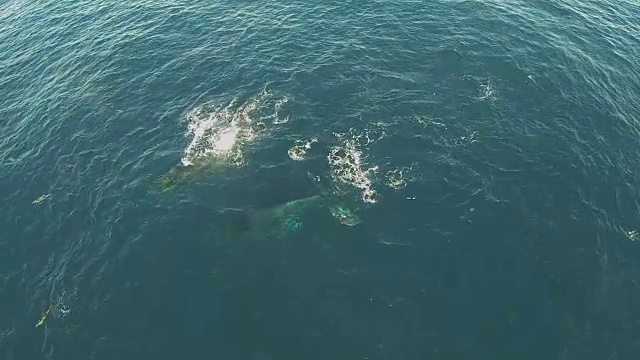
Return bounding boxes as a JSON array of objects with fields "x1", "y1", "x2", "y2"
[{"x1": 2, "y1": 0, "x2": 640, "y2": 359}]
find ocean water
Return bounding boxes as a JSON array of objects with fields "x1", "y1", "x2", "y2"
[{"x1": 1, "y1": 0, "x2": 640, "y2": 358}]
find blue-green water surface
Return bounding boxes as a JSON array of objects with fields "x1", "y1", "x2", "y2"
[{"x1": 1, "y1": 1, "x2": 640, "y2": 359}]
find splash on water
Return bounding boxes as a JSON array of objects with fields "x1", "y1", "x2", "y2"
[
  {"x1": 329, "y1": 205, "x2": 361, "y2": 226},
  {"x1": 470, "y1": 76, "x2": 496, "y2": 101},
  {"x1": 273, "y1": 97, "x2": 291, "y2": 124},
  {"x1": 32, "y1": 193, "x2": 52, "y2": 205},
  {"x1": 158, "y1": 89, "x2": 290, "y2": 192},
  {"x1": 477, "y1": 81, "x2": 495, "y2": 101},
  {"x1": 288, "y1": 137, "x2": 318, "y2": 161},
  {"x1": 181, "y1": 89, "x2": 289, "y2": 167},
  {"x1": 34, "y1": 287, "x2": 77, "y2": 328},
  {"x1": 623, "y1": 229, "x2": 639, "y2": 242},
  {"x1": 328, "y1": 128, "x2": 382, "y2": 204},
  {"x1": 385, "y1": 164, "x2": 419, "y2": 190}
]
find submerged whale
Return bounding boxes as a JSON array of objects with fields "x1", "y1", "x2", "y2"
[{"x1": 218, "y1": 194, "x2": 323, "y2": 237}]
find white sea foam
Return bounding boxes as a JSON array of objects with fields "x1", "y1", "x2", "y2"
[
  {"x1": 329, "y1": 205, "x2": 361, "y2": 226},
  {"x1": 181, "y1": 90, "x2": 289, "y2": 167},
  {"x1": 477, "y1": 81, "x2": 495, "y2": 101},
  {"x1": 288, "y1": 137, "x2": 318, "y2": 161},
  {"x1": 385, "y1": 164, "x2": 418, "y2": 190},
  {"x1": 328, "y1": 130, "x2": 380, "y2": 204}
]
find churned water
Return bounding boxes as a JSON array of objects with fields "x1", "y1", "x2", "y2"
[{"x1": 1, "y1": 0, "x2": 640, "y2": 359}]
